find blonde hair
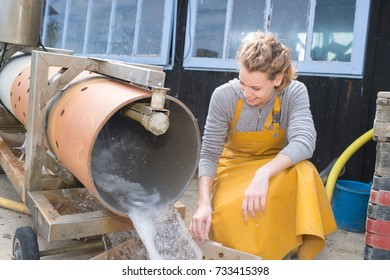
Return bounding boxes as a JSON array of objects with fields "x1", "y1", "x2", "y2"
[{"x1": 236, "y1": 31, "x2": 297, "y2": 92}]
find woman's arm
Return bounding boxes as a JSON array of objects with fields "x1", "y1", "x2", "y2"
[
  {"x1": 281, "y1": 81, "x2": 316, "y2": 164},
  {"x1": 189, "y1": 176, "x2": 213, "y2": 241},
  {"x1": 191, "y1": 84, "x2": 236, "y2": 241},
  {"x1": 242, "y1": 153, "x2": 293, "y2": 221}
]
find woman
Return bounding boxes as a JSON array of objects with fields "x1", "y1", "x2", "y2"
[{"x1": 189, "y1": 31, "x2": 337, "y2": 260}]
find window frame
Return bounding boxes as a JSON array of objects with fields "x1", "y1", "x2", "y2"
[
  {"x1": 41, "y1": 0, "x2": 178, "y2": 69},
  {"x1": 183, "y1": 0, "x2": 241, "y2": 71},
  {"x1": 183, "y1": 0, "x2": 371, "y2": 78}
]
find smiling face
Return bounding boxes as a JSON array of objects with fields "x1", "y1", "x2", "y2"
[{"x1": 238, "y1": 63, "x2": 283, "y2": 107}]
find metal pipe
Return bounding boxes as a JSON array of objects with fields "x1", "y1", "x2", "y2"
[{"x1": 121, "y1": 103, "x2": 170, "y2": 136}]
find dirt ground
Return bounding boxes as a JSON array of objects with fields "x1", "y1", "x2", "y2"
[{"x1": 0, "y1": 173, "x2": 365, "y2": 260}]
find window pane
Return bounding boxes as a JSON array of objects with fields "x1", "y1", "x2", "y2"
[
  {"x1": 110, "y1": 0, "x2": 137, "y2": 55},
  {"x1": 136, "y1": 0, "x2": 165, "y2": 56},
  {"x1": 311, "y1": 0, "x2": 356, "y2": 62},
  {"x1": 227, "y1": 0, "x2": 265, "y2": 59},
  {"x1": 270, "y1": 0, "x2": 310, "y2": 61},
  {"x1": 44, "y1": 0, "x2": 66, "y2": 48},
  {"x1": 86, "y1": 2, "x2": 111, "y2": 54},
  {"x1": 193, "y1": 0, "x2": 226, "y2": 58},
  {"x1": 64, "y1": 1, "x2": 88, "y2": 53}
]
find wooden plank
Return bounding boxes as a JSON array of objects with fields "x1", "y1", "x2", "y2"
[
  {"x1": 32, "y1": 50, "x2": 166, "y2": 88},
  {"x1": 0, "y1": 136, "x2": 26, "y2": 201},
  {"x1": 93, "y1": 59, "x2": 166, "y2": 88},
  {"x1": 29, "y1": 189, "x2": 131, "y2": 241},
  {"x1": 24, "y1": 51, "x2": 49, "y2": 193},
  {"x1": 194, "y1": 239, "x2": 261, "y2": 260},
  {"x1": 45, "y1": 210, "x2": 133, "y2": 242},
  {"x1": 91, "y1": 237, "x2": 147, "y2": 260},
  {"x1": 42, "y1": 60, "x2": 94, "y2": 103},
  {"x1": 29, "y1": 189, "x2": 186, "y2": 242},
  {"x1": 92, "y1": 237, "x2": 261, "y2": 260},
  {"x1": 45, "y1": 202, "x2": 186, "y2": 242}
]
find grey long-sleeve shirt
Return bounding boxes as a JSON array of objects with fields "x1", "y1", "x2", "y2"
[{"x1": 198, "y1": 78, "x2": 316, "y2": 179}]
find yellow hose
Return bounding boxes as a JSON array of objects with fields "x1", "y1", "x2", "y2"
[
  {"x1": 325, "y1": 128, "x2": 374, "y2": 202},
  {"x1": 0, "y1": 196, "x2": 30, "y2": 215}
]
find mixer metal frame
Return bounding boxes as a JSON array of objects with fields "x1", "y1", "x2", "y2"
[
  {"x1": 30, "y1": 51, "x2": 175, "y2": 240},
  {"x1": 0, "y1": 50, "x2": 185, "y2": 250}
]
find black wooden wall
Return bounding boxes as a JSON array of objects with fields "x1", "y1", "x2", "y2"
[{"x1": 165, "y1": 0, "x2": 390, "y2": 183}]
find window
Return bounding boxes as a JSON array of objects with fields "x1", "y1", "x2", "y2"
[
  {"x1": 42, "y1": 0, "x2": 177, "y2": 67},
  {"x1": 183, "y1": 0, "x2": 371, "y2": 78}
]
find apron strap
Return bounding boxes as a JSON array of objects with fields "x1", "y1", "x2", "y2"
[
  {"x1": 230, "y1": 99, "x2": 244, "y2": 133},
  {"x1": 264, "y1": 94, "x2": 281, "y2": 130}
]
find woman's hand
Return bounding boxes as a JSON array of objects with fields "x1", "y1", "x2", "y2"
[
  {"x1": 242, "y1": 154, "x2": 293, "y2": 221},
  {"x1": 242, "y1": 169, "x2": 270, "y2": 221},
  {"x1": 189, "y1": 203, "x2": 212, "y2": 242},
  {"x1": 190, "y1": 176, "x2": 213, "y2": 241}
]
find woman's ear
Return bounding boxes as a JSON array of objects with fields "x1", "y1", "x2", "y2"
[{"x1": 274, "y1": 73, "x2": 284, "y2": 87}]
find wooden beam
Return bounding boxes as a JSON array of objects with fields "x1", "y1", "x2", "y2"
[{"x1": 0, "y1": 136, "x2": 26, "y2": 201}]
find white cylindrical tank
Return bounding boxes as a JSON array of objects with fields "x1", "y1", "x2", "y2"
[{"x1": 0, "y1": 54, "x2": 32, "y2": 112}]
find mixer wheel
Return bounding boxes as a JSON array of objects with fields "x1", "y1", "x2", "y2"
[{"x1": 12, "y1": 226, "x2": 40, "y2": 260}]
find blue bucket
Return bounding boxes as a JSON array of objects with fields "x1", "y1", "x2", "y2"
[{"x1": 331, "y1": 180, "x2": 371, "y2": 233}]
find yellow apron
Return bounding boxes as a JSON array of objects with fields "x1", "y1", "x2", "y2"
[{"x1": 209, "y1": 96, "x2": 337, "y2": 260}]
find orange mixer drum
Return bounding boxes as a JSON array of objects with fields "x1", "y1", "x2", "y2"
[{"x1": 5, "y1": 57, "x2": 200, "y2": 217}]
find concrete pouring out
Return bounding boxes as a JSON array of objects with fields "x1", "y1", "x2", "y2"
[{"x1": 92, "y1": 149, "x2": 202, "y2": 260}]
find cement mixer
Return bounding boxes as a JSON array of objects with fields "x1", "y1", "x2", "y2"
[
  {"x1": 0, "y1": 0, "x2": 203, "y2": 260},
  {"x1": 0, "y1": 49, "x2": 201, "y2": 259},
  {"x1": 0, "y1": 52, "x2": 201, "y2": 217}
]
